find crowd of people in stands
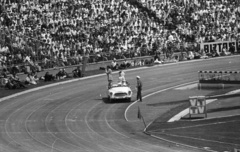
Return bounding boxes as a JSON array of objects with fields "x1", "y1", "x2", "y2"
[
  {"x1": 0, "y1": 0, "x2": 240, "y2": 89},
  {"x1": 0, "y1": 0, "x2": 162, "y2": 68},
  {"x1": 0, "y1": 65, "x2": 82, "y2": 89},
  {"x1": 142, "y1": 0, "x2": 240, "y2": 43}
]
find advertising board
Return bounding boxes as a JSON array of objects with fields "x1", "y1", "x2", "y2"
[{"x1": 200, "y1": 40, "x2": 240, "y2": 53}]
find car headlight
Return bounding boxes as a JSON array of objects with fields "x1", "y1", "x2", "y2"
[
  {"x1": 128, "y1": 91, "x2": 131, "y2": 95},
  {"x1": 110, "y1": 92, "x2": 113, "y2": 96}
]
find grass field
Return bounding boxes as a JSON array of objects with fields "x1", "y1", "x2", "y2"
[
  {"x1": 146, "y1": 87, "x2": 240, "y2": 152},
  {"x1": 147, "y1": 114, "x2": 240, "y2": 152}
]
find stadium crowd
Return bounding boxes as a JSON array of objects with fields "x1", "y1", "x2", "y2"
[
  {"x1": 0, "y1": 0, "x2": 240, "y2": 89},
  {"x1": 141, "y1": 0, "x2": 240, "y2": 43},
  {"x1": 0, "y1": 0, "x2": 163, "y2": 68}
]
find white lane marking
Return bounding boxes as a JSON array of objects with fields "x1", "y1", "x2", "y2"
[
  {"x1": 225, "y1": 89, "x2": 240, "y2": 95},
  {"x1": 168, "y1": 99, "x2": 217, "y2": 122},
  {"x1": 25, "y1": 93, "x2": 92, "y2": 151},
  {"x1": 151, "y1": 132, "x2": 240, "y2": 147},
  {"x1": 124, "y1": 81, "x2": 198, "y2": 122},
  {"x1": 150, "y1": 119, "x2": 240, "y2": 132},
  {"x1": 105, "y1": 104, "x2": 129, "y2": 138},
  {"x1": 64, "y1": 98, "x2": 117, "y2": 151},
  {"x1": 149, "y1": 134, "x2": 218, "y2": 152},
  {"x1": 190, "y1": 114, "x2": 240, "y2": 122},
  {"x1": 43, "y1": 96, "x2": 91, "y2": 151},
  {"x1": 104, "y1": 104, "x2": 149, "y2": 152},
  {"x1": 25, "y1": 95, "x2": 76, "y2": 152},
  {"x1": 174, "y1": 83, "x2": 198, "y2": 90},
  {"x1": 4, "y1": 96, "x2": 64, "y2": 152},
  {"x1": 25, "y1": 101, "x2": 63, "y2": 151},
  {"x1": 84, "y1": 102, "x2": 121, "y2": 152},
  {"x1": 85, "y1": 102, "x2": 158, "y2": 152}
]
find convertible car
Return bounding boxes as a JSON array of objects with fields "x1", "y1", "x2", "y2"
[{"x1": 107, "y1": 84, "x2": 132, "y2": 102}]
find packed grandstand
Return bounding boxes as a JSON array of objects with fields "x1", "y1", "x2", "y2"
[{"x1": 0, "y1": 0, "x2": 240, "y2": 75}]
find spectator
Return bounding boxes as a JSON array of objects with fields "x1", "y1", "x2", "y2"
[
  {"x1": 56, "y1": 68, "x2": 68, "y2": 80},
  {"x1": 72, "y1": 66, "x2": 82, "y2": 78},
  {"x1": 222, "y1": 46, "x2": 231, "y2": 56},
  {"x1": 199, "y1": 50, "x2": 209, "y2": 59},
  {"x1": 111, "y1": 58, "x2": 118, "y2": 70},
  {"x1": 10, "y1": 73, "x2": 27, "y2": 88},
  {"x1": 25, "y1": 73, "x2": 38, "y2": 85},
  {"x1": 187, "y1": 51, "x2": 195, "y2": 60},
  {"x1": 154, "y1": 58, "x2": 162, "y2": 64},
  {"x1": 229, "y1": 45, "x2": 236, "y2": 54},
  {"x1": 1, "y1": 68, "x2": 9, "y2": 76},
  {"x1": 120, "y1": 59, "x2": 131, "y2": 69},
  {"x1": 5, "y1": 76, "x2": 16, "y2": 89},
  {"x1": 0, "y1": 73, "x2": 9, "y2": 88},
  {"x1": 44, "y1": 72, "x2": 55, "y2": 82}
]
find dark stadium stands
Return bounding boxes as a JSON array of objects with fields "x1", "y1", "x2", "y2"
[{"x1": 0, "y1": 0, "x2": 239, "y2": 75}]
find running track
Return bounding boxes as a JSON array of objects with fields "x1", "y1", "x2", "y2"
[{"x1": 0, "y1": 56, "x2": 239, "y2": 152}]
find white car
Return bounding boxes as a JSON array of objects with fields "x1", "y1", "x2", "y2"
[{"x1": 107, "y1": 84, "x2": 132, "y2": 102}]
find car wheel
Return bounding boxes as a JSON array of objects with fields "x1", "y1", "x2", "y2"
[
  {"x1": 128, "y1": 98, "x2": 131, "y2": 102},
  {"x1": 108, "y1": 96, "x2": 112, "y2": 102}
]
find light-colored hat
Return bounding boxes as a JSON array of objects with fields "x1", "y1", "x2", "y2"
[{"x1": 136, "y1": 76, "x2": 140, "y2": 79}]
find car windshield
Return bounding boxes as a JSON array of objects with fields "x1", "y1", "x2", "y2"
[{"x1": 111, "y1": 84, "x2": 128, "y2": 88}]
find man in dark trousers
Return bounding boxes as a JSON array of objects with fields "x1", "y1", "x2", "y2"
[
  {"x1": 106, "y1": 66, "x2": 113, "y2": 89},
  {"x1": 136, "y1": 76, "x2": 142, "y2": 102}
]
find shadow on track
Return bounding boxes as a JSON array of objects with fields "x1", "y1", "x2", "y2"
[{"x1": 101, "y1": 97, "x2": 132, "y2": 104}]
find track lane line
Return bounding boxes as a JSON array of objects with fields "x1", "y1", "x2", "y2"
[
  {"x1": 148, "y1": 134, "x2": 218, "y2": 152},
  {"x1": 150, "y1": 132, "x2": 240, "y2": 147},
  {"x1": 24, "y1": 98, "x2": 64, "y2": 152},
  {"x1": 43, "y1": 96, "x2": 92, "y2": 151},
  {"x1": 149, "y1": 119, "x2": 240, "y2": 132},
  {"x1": 84, "y1": 102, "x2": 122, "y2": 152},
  {"x1": 64, "y1": 98, "x2": 111, "y2": 151},
  {"x1": 4, "y1": 94, "x2": 63, "y2": 152},
  {"x1": 104, "y1": 104, "x2": 150, "y2": 152}
]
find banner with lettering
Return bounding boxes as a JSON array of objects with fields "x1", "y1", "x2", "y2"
[
  {"x1": 189, "y1": 96, "x2": 207, "y2": 118},
  {"x1": 200, "y1": 40, "x2": 240, "y2": 53}
]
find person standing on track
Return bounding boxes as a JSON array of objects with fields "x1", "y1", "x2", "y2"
[
  {"x1": 118, "y1": 70, "x2": 126, "y2": 86},
  {"x1": 106, "y1": 66, "x2": 113, "y2": 89},
  {"x1": 136, "y1": 76, "x2": 142, "y2": 102}
]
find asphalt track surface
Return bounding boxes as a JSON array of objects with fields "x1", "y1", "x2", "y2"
[{"x1": 0, "y1": 56, "x2": 239, "y2": 152}]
